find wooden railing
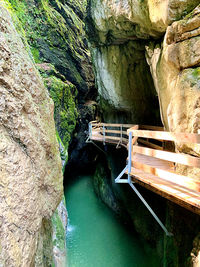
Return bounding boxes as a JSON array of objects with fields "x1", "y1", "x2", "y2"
[
  {"x1": 89, "y1": 121, "x2": 200, "y2": 216},
  {"x1": 89, "y1": 122, "x2": 164, "y2": 149},
  {"x1": 88, "y1": 121, "x2": 200, "y2": 234},
  {"x1": 127, "y1": 127, "x2": 200, "y2": 214},
  {"x1": 89, "y1": 121, "x2": 135, "y2": 148}
]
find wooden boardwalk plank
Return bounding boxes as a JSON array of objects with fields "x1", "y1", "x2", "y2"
[
  {"x1": 127, "y1": 168, "x2": 200, "y2": 215},
  {"x1": 133, "y1": 145, "x2": 200, "y2": 168},
  {"x1": 137, "y1": 139, "x2": 163, "y2": 150},
  {"x1": 131, "y1": 153, "x2": 200, "y2": 192},
  {"x1": 90, "y1": 135, "x2": 128, "y2": 148},
  {"x1": 139, "y1": 125, "x2": 164, "y2": 131}
]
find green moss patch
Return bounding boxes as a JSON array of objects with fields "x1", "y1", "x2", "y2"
[
  {"x1": 51, "y1": 210, "x2": 65, "y2": 250},
  {"x1": 37, "y1": 63, "x2": 78, "y2": 150}
]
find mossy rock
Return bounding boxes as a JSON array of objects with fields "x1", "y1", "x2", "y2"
[
  {"x1": 36, "y1": 63, "x2": 78, "y2": 150},
  {"x1": 51, "y1": 210, "x2": 65, "y2": 251},
  {"x1": 7, "y1": 0, "x2": 92, "y2": 99}
]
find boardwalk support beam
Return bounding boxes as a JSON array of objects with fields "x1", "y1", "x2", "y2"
[
  {"x1": 115, "y1": 165, "x2": 128, "y2": 183},
  {"x1": 115, "y1": 131, "x2": 173, "y2": 236},
  {"x1": 128, "y1": 182, "x2": 173, "y2": 236},
  {"x1": 115, "y1": 169, "x2": 173, "y2": 236}
]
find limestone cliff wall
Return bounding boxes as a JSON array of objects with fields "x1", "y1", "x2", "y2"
[
  {"x1": 7, "y1": 0, "x2": 97, "y2": 173},
  {"x1": 87, "y1": 0, "x2": 200, "y2": 266},
  {"x1": 88, "y1": 0, "x2": 199, "y2": 43},
  {"x1": 2, "y1": 0, "x2": 97, "y2": 265},
  {"x1": 146, "y1": 5, "x2": 200, "y2": 134},
  {"x1": 91, "y1": 41, "x2": 159, "y2": 124},
  {"x1": 0, "y1": 3, "x2": 63, "y2": 266}
]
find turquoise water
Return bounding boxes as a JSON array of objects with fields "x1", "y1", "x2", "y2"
[{"x1": 65, "y1": 175, "x2": 156, "y2": 267}]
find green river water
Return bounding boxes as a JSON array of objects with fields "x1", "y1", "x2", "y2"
[{"x1": 65, "y1": 175, "x2": 157, "y2": 267}]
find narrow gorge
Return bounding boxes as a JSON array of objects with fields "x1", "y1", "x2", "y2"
[{"x1": 0, "y1": 0, "x2": 200, "y2": 266}]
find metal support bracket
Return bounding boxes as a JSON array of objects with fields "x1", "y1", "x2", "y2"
[
  {"x1": 115, "y1": 131, "x2": 173, "y2": 237},
  {"x1": 86, "y1": 123, "x2": 106, "y2": 154},
  {"x1": 89, "y1": 123, "x2": 92, "y2": 139},
  {"x1": 129, "y1": 182, "x2": 173, "y2": 236},
  {"x1": 115, "y1": 165, "x2": 128, "y2": 183},
  {"x1": 116, "y1": 139, "x2": 121, "y2": 149},
  {"x1": 86, "y1": 138, "x2": 106, "y2": 154}
]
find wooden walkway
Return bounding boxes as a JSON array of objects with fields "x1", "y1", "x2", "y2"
[
  {"x1": 88, "y1": 122, "x2": 133, "y2": 148},
  {"x1": 89, "y1": 122, "x2": 200, "y2": 215}
]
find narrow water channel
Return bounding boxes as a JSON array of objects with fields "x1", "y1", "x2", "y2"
[{"x1": 65, "y1": 175, "x2": 157, "y2": 267}]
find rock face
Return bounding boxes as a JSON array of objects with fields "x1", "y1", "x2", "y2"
[
  {"x1": 87, "y1": 0, "x2": 200, "y2": 266},
  {"x1": 147, "y1": 5, "x2": 200, "y2": 134},
  {"x1": 91, "y1": 42, "x2": 159, "y2": 123},
  {"x1": 87, "y1": 0, "x2": 200, "y2": 125},
  {"x1": 4, "y1": 0, "x2": 97, "y2": 265},
  {"x1": 87, "y1": 0, "x2": 199, "y2": 44},
  {"x1": 87, "y1": 0, "x2": 167, "y2": 125},
  {"x1": 8, "y1": 0, "x2": 97, "y2": 169},
  {"x1": 0, "y1": 3, "x2": 63, "y2": 266},
  {"x1": 146, "y1": 5, "x2": 200, "y2": 188}
]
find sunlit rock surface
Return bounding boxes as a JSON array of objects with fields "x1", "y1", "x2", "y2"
[
  {"x1": 146, "y1": 5, "x2": 200, "y2": 154},
  {"x1": 87, "y1": 0, "x2": 199, "y2": 44},
  {"x1": 0, "y1": 3, "x2": 62, "y2": 266}
]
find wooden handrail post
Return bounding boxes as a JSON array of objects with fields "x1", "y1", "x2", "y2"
[
  {"x1": 128, "y1": 131, "x2": 133, "y2": 183},
  {"x1": 120, "y1": 125, "x2": 123, "y2": 144},
  {"x1": 103, "y1": 124, "x2": 106, "y2": 146}
]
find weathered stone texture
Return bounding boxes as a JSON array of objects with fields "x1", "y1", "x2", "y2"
[
  {"x1": 0, "y1": 4, "x2": 62, "y2": 266},
  {"x1": 146, "y1": 4, "x2": 200, "y2": 140},
  {"x1": 88, "y1": 0, "x2": 199, "y2": 44},
  {"x1": 92, "y1": 41, "x2": 159, "y2": 123}
]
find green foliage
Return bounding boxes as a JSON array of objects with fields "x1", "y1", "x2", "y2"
[
  {"x1": 51, "y1": 210, "x2": 65, "y2": 250},
  {"x1": 8, "y1": 0, "x2": 26, "y2": 22},
  {"x1": 30, "y1": 47, "x2": 41, "y2": 63},
  {"x1": 6, "y1": 0, "x2": 44, "y2": 59},
  {"x1": 7, "y1": 0, "x2": 88, "y2": 64},
  {"x1": 56, "y1": 130, "x2": 68, "y2": 170},
  {"x1": 191, "y1": 67, "x2": 200, "y2": 79},
  {"x1": 44, "y1": 75, "x2": 78, "y2": 149}
]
